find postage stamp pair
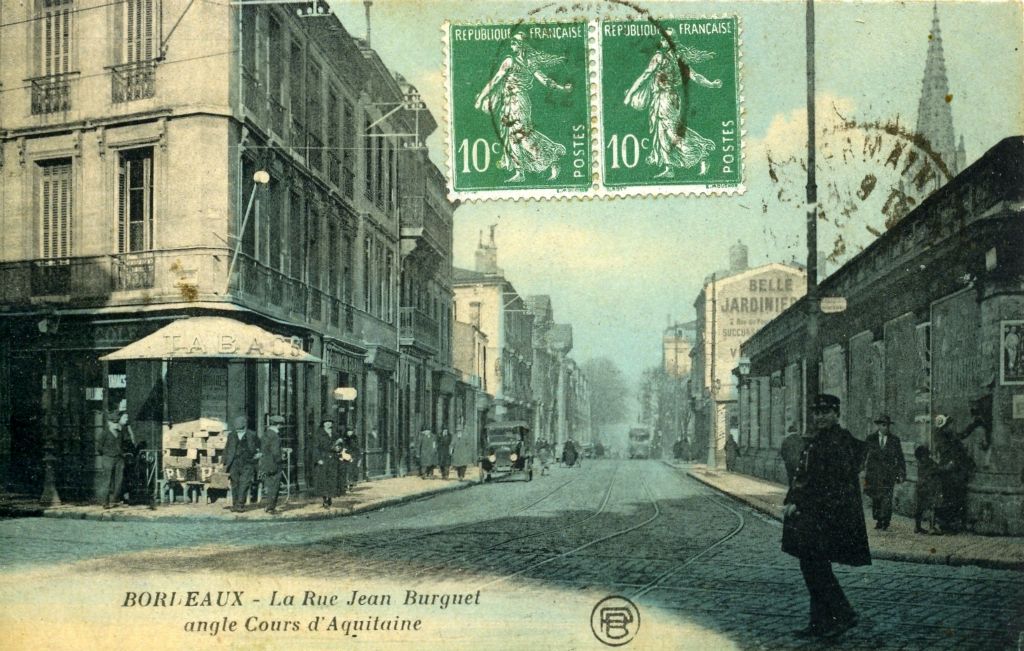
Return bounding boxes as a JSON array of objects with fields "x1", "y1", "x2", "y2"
[{"x1": 444, "y1": 17, "x2": 742, "y2": 200}]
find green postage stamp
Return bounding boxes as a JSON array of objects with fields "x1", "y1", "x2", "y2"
[{"x1": 444, "y1": 17, "x2": 743, "y2": 200}]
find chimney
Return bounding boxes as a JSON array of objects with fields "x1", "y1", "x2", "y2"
[
  {"x1": 728, "y1": 239, "x2": 749, "y2": 271},
  {"x1": 474, "y1": 223, "x2": 501, "y2": 274},
  {"x1": 364, "y1": 0, "x2": 373, "y2": 47}
]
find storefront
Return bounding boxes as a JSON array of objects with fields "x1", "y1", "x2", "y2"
[{"x1": 99, "y1": 316, "x2": 322, "y2": 502}]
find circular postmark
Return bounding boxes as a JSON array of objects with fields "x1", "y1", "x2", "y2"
[{"x1": 590, "y1": 595, "x2": 641, "y2": 646}]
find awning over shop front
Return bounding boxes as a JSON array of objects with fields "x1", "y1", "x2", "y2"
[{"x1": 98, "y1": 316, "x2": 322, "y2": 363}]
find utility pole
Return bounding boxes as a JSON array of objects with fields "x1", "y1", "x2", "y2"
[{"x1": 804, "y1": 0, "x2": 820, "y2": 428}]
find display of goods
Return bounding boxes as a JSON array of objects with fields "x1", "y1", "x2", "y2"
[{"x1": 206, "y1": 435, "x2": 228, "y2": 450}]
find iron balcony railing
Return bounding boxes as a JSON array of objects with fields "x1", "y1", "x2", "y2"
[
  {"x1": 30, "y1": 73, "x2": 75, "y2": 114},
  {"x1": 399, "y1": 306, "x2": 439, "y2": 352},
  {"x1": 111, "y1": 60, "x2": 157, "y2": 103}
]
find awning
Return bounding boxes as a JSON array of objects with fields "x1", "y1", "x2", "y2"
[{"x1": 98, "y1": 316, "x2": 322, "y2": 363}]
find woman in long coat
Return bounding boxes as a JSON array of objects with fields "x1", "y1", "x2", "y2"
[{"x1": 310, "y1": 421, "x2": 340, "y2": 507}]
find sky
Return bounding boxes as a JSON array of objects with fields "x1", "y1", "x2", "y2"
[{"x1": 329, "y1": 0, "x2": 1024, "y2": 393}]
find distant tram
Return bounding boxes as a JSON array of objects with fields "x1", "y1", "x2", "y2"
[{"x1": 627, "y1": 427, "x2": 653, "y2": 459}]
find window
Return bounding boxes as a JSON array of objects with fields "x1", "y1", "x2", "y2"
[
  {"x1": 343, "y1": 234, "x2": 353, "y2": 304},
  {"x1": 38, "y1": 158, "x2": 73, "y2": 259},
  {"x1": 117, "y1": 148, "x2": 153, "y2": 253},
  {"x1": 308, "y1": 199, "x2": 321, "y2": 289},
  {"x1": 363, "y1": 116, "x2": 374, "y2": 201},
  {"x1": 123, "y1": 0, "x2": 156, "y2": 63},
  {"x1": 327, "y1": 218, "x2": 339, "y2": 297},
  {"x1": 33, "y1": 0, "x2": 74, "y2": 113},
  {"x1": 342, "y1": 99, "x2": 356, "y2": 198},
  {"x1": 363, "y1": 236, "x2": 371, "y2": 311},
  {"x1": 327, "y1": 87, "x2": 340, "y2": 185},
  {"x1": 289, "y1": 189, "x2": 303, "y2": 278},
  {"x1": 268, "y1": 178, "x2": 282, "y2": 270},
  {"x1": 37, "y1": 0, "x2": 73, "y2": 77}
]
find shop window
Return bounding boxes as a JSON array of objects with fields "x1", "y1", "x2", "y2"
[{"x1": 118, "y1": 147, "x2": 154, "y2": 253}]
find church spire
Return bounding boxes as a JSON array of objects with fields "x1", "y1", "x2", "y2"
[{"x1": 916, "y1": 2, "x2": 960, "y2": 181}]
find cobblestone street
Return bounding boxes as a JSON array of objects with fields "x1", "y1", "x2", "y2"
[{"x1": 1, "y1": 460, "x2": 1021, "y2": 650}]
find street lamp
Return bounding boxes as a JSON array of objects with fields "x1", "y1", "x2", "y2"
[{"x1": 225, "y1": 170, "x2": 270, "y2": 293}]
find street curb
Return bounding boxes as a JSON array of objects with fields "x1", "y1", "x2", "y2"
[
  {"x1": 674, "y1": 465, "x2": 1024, "y2": 573},
  {"x1": 37, "y1": 479, "x2": 476, "y2": 524}
]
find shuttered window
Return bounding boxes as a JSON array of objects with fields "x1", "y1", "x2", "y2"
[
  {"x1": 38, "y1": 0, "x2": 72, "y2": 76},
  {"x1": 118, "y1": 148, "x2": 154, "y2": 252},
  {"x1": 124, "y1": 0, "x2": 155, "y2": 63},
  {"x1": 39, "y1": 159, "x2": 73, "y2": 259}
]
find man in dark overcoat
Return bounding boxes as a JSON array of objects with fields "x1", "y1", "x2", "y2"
[
  {"x1": 259, "y1": 415, "x2": 285, "y2": 514},
  {"x1": 863, "y1": 414, "x2": 907, "y2": 530},
  {"x1": 311, "y1": 419, "x2": 339, "y2": 507},
  {"x1": 224, "y1": 415, "x2": 260, "y2": 513},
  {"x1": 436, "y1": 428, "x2": 453, "y2": 479},
  {"x1": 782, "y1": 394, "x2": 870, "y2": 639}
]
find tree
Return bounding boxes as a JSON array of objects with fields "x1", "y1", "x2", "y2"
[{"x1": 582, "y1": 357, "x2": 629, "y2": 433}]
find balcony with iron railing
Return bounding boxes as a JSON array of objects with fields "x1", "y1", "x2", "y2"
[
  {"x1": 399, "y1": 196, "x2": 450, "y2": 259},
  {"x1": 30, "y1": 72, "x2": 76, "y2": 114},
  {"x1": 0, "y1": 249, "x2": 223, "y2": 306},
  {"x1": 111, "y1": 60, "x2": 157, "y2": 103},
  {"x1": 231, "y1": 253, "x2": 357, "y2": 335},
  {"x1": 399, "y1": 306, "x2": 439, "y2": 353}
]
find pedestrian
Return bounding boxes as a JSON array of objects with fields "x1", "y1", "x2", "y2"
[
  {"x1": 260, "y1": 415, "x2": 285, "y2": 514},
  {"x1": 862, "y1": 414, "x2": 907, "y2": 531},
  {"x1": 913, "y1": 444, "x2": 941, "y2": 534},
  {"x1": 97, "y1": 410, "x2": 135, "y2": 508},
  {"x1": 334, "y1": 429, "x2": 357, "y2": 494},
  {"x1": 224, "y1": 415, "x2": 259, "y2": 513},
  {"x1": 782, "y1": 394, "x2": 869, "y2": 639},
  {"x1": 417, "y1": 429, "x2": 437, "y2": 478},
  {"x1": 311, "y1": 419, "x2": 340, "y2": 508},
  {"x1": 933, "y1": 414, "x2": 974, "y2": 534},
  {"x1": 436, "y1": 428, "x2": 453, "y2": 479},
  {"x1": 724, "y1": 430, "x2": 741, "y2": 471},
  {"x1": 451, "y1": 427, "x2": 476, "y2": 480},
  {"x1": 779, "y1": 424, "x2": 806, "y2": 488}
]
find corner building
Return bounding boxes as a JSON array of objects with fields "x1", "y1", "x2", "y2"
[{"x1": 0, "y1": 0, "x2": 454, "y2": 497}]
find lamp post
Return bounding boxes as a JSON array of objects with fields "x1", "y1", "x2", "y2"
[
  {"x1": 225, "y1": 170, "x2": 270, "y2": 293},
  {"x1": 804, "y1": 0, "x2": 821, "y2": 419}
]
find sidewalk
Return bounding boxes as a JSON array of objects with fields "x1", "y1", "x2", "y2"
[
  {"x1": 4, "y1": 469, "x2": 479, "y2": 523},
  {"x1": 675, "y1": 462, "x2": 1024, "y2": 571}
]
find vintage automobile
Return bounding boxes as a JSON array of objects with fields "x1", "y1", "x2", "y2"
[{"x1": 480, "y1": 420, "x2": 533, "y2": 482}]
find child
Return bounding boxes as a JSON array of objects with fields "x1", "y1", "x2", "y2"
[{"x1": 914, "y1": 444, "x2": 942, "y2": 534}]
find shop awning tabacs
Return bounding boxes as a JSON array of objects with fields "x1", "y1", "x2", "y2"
[{"x1": 99, "y1": 316, "x2": 322, "y2": 363}]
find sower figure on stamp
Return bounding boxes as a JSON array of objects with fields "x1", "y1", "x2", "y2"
[
  {"x1": 311, "y1": 419, "x2": 340, "y2": 508},
  {"x1": 624, "y1": 28, "x2": 721, "y2": 178},
  {"x1": 782, "y1": 394, "x2": 870, "y2": 639},
  {"x1": 224, "y1": 416, "x2": 260, "y2": 513},
  {"x1": 474, "y1": 32, "x2": 572, "y2": 183},
  {"x1": 863, "y1": 414, "x2": 906, "y2": 531},
  {"x1": 436, "y1": 428, "x2": 453, "y2": 480},
  {"x1": 259, "y1": 415, "x2": 285, "y2": 514},
  {"x1": 98, "y1": 410, "x2": 135, "y2": 508}
]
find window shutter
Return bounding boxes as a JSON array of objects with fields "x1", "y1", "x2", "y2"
[{"x1": 117, "y1": 157, "x2": 127, "y2": 253}]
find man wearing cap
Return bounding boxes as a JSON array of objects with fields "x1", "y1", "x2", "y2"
[
  {"x1": 260, "y1": 415, "x2": 285, "y2": 514},
  {"x1": 782, "y1": 394, "x2": 870, "y2": 639},
  {"x1": 97, "y1": 410, "x2": 135, "y2": 508},
  {"x1": 224, "y1": 415, "x2": 260, "y2": 513},
  {"x1": 863, "y1": 414, "x2": 906, "y2": 531}
]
